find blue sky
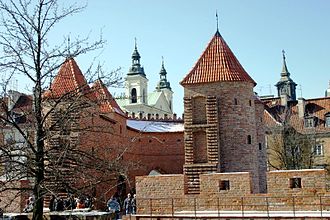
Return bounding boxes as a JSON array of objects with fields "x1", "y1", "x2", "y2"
[{"x1": 32, "y1": 1, "x2": 330, "y2": 115}]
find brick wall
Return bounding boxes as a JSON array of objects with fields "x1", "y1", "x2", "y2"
[
  {"x1": 136, "y1": 169, "x2": 330, "y2": 215},
  {"x1": 267, "y1": 169, "x2": 328, "y2": 196},
  {"x1": 0, "y1": 180, "x2": 30, "y2": 213},
  {"x1": 255, "y1": 99, "x2": 267, "y2": 193},
  {"x1": 199, "y1": 172, "x2": 252, "y2": 197},
  {"x1": 183, "y1": 81, "x2": 265, "y2": 193}
]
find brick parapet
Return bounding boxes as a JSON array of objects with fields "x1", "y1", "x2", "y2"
[{"x1": 136, "y1": 169, "x2": 330, "y2": 215}]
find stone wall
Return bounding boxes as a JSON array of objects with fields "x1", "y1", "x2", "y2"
[{"x1": 136, "y1": 169, "x2": 330, "y2": 215}]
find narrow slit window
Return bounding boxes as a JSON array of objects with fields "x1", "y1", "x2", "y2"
[{"x1": 247, "y1": 135, "x2": 252, "y2": 144}]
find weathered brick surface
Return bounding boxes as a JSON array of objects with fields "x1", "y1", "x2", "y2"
[
  {"x1": 199, "y1": 172, "x2": 252, "y2": 197},
  {"x1": 183, "y1": 81, "x2": 266, "y2": 193},
  {"x1": 136, "y1": 169, "x2": 330, "y2": 214},
  {"x1": 267, "y1": 169, "x2": 328, "y2": 196},
  {"x1": 0, "y1": 180, "x2": 30, "y2": 213}
]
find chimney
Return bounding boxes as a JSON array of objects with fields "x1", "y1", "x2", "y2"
[{"x1": 298, "y1": 98, "x2": 305, "y2": 118}]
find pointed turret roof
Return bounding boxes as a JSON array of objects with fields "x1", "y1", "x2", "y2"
[
  {"x1": 91, "y1": 80, "x2": 126, "y2": 116},
  {"x1": 281, "y1": 50, "x2": 290, "y2": 77},
  {"x1": 180, "y1": 31, "x2": 256, "y2": 86},
  {"x1": 156, "y1": 58, "x2": 171, "y2": 90},
  {"x1": 44, "y1": 58, "x2": 94, "y2": 99},
  {"x1": 127, "y1": 40, "x2": 146, "y2": 77}
]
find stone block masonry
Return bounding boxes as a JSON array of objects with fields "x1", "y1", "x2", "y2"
[{"x1": 136, "y1": 169, "x2": 330, "y2": 215}]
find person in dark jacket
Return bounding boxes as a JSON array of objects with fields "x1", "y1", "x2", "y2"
[
  {"x1": 49, "y1": 195, "x2": 56, "y2": 211},
  {"x1": 123, "y1": 193, "x2": 133, "y2": 215}
]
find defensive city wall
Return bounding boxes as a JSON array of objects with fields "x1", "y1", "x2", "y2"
[{"x1": 135, "y1": 169, "x2": 330, "y2": 215}]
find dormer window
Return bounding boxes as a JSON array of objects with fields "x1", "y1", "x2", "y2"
[
  {"x1": 325, "y1": 113, "x2": 330, "y2": 127},
  {"x1": 304, "y1": 116, "x2": 316, "y2": 128}
]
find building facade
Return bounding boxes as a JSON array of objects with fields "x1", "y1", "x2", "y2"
[
  {"x1": 263, "y1": 52, "x2": 330, "y2": 170},
  {"x1": 116, "y1": 43, "x2": 173, "y2": 118}
]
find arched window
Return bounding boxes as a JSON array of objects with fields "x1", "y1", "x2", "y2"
[
  {"x1": 142, "y1": 89, "x2": 146, "y2": 103},
  {"x1": 131, "y1": 88, "x2": 137, "y2": 103}
]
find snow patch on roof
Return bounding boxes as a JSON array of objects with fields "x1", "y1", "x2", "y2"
[{"x1": 127, "y1": 120, "x2": 184, "y2": 132}]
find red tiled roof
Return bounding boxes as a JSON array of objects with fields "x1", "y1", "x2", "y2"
[
  {"x1": 263, "y1": 97, "x2": 330, "y2": 133},
  {"x1": 180, "y1": 31, "x2": 256, "y2": 86},
  {"x1": 91, "y1": 80, "x2": 126, "y2": 116},
  {"x1": 44, "y1": 58, "x2": 94, "y2": 99}
]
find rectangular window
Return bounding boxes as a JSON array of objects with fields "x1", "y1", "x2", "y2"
[
  {"x1": 313, "y1": 145, "x2": 323, "y2": 156},
  {"x1": 219, "y1": 180, "x2": 230, "y2": 191},
  {"x1": 304, "y1": 117, "x2": 315, "y2": 128},
  {"x1": 289, "y1": 178, "x2": 302, "y2": 189},
  {"x1": 326, "y1": 116, "x2": 330, "y2": 127}
]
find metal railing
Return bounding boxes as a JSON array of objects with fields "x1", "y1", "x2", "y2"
[{"x1": 134, "y1": 195, "x2": 330, "y2": 219}]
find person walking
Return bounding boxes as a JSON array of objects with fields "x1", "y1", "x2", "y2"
[
  {"x1": 123, "y1": 193, "x2": 133, "y2": 215},
  {"x1": 107, "y1": 196, "x2": 121, "y2": 219},
  {"x1": 132, "y1": 194, "x2": 137, "y2": 214}
]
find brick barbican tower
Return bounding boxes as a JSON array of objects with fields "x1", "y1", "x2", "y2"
[{"x1": 180, "y1": 30, "x2": 267, "y2": 194}]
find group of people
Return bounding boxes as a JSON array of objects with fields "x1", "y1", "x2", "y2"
[
  {"x1": 49, "y1": 194, "x2": 93, "y2": 211},
  {"x1": 107, "y1": 193, "x2": 136, "y2": 219}
]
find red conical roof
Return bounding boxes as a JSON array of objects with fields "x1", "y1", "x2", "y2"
[
  {"x1": 180, "y1": 31, "x2": 256, "y2": 86},
  {"x1": 44, "y1": 58, "x2": 94, "y2": 99},
  {"x1": 91, "y1": 80, "x2": 126, "y2": 116}
]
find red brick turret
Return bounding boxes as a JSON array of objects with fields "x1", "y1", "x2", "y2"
[{"x1": 181, "y1": 31, "x2": 266, "y2": 194}]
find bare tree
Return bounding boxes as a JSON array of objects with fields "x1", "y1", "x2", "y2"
[
  {"x1": 267, "y1": 106, "x2": 318, "y2": 170},
  {"x1": 0, "y1": 0, "x2": 124, "y2": 219}
]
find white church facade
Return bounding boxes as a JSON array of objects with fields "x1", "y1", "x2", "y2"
[{"x1": 116, "y1": 43, "x2": 174, "y2": 119}]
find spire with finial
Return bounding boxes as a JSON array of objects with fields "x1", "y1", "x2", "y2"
[
  {"x1": 281, "y1": 49, "x2": 290, "y2": 77},
  {"x1": 156, "y1": 56, "x2": 171, "y2": 91},
  {"x1": 275, "y1": 50, "x2": 297, "y2": 101},
  {"x1": 128, "y1": 38, "x2": 145, "y2": 77},
  {"x1": 216, "y1": 10, "x2": 219, "y2": 33},
  {"x1": 67, "y1": 35, "x2": 71, "y2": 57}
]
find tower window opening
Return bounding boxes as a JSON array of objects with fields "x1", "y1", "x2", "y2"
[
  {"x1": 219, "y1": 180, "x2": 230, "y2": 191},
  {"x1": 131, "y1": 88, "x2": 137, "y2": 103},
  {"x1": 247, "y1": 135, "x2": 252, "y2": 144},
  {"x1": 249, "y1": 100, "x2": 252, "y2": 106},
  {"x1": 289, "y1": 178, "x2": 302, "y2": 189},
  {"x1": 234, "y1": 98, "x2": 238, "y2": 105}
]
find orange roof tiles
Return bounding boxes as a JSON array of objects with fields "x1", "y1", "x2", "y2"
[
  {"x1": 181, "y1": 31, "x2": 256, "y2": 86},
  {"x1": 263, "y1": 97, "x2": 330, "y2": 133},
  {"x1": 44, "y1": 58, "x2": 94, "y2": 99},
  {"x1": 91, "y1": 80, "x2": 126, "y2": 116}
]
